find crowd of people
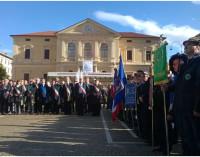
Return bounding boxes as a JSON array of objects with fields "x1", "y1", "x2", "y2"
[
  {"x1": 0, "y1": 77, "x2": 111, "y2": 117},
  {"x1": 118, "y1": 37, "x2": 200, "y2": 156},
  {"x1": 0, "y1": 37, "x2": 199, "y2": 155}
]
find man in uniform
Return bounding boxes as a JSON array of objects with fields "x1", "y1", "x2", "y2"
[{"x1": 164, "y1": 37, "x2": 200, "y2": 155}]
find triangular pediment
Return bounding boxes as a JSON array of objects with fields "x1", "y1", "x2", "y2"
[{"x1": 55, "y1": 18, "x2": 120, "y2": 37}]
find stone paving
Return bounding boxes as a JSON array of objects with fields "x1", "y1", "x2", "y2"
[{"x1": 0, "y1": 108, "x2": 180, "y2": 156}]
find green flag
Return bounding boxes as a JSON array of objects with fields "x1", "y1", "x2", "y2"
[{"x1": 153, "y1": 44, "x2": 168, "y2": 85}]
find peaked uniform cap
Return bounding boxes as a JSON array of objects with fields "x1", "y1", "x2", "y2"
[{"x1": 183, "y1": 37, "x2": 200, "y2": 46}]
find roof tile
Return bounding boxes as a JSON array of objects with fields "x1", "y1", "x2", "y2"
[{"x1": 12, "y1": 31, "x2": 159, "y2": 38}]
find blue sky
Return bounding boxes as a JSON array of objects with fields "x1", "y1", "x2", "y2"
[{"x1": 0, "y1": 1, "x2": 200, "y2": 59}]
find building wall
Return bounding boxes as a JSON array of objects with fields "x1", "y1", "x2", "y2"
[
  {"x1": 12, "y1": 36, "x2": 57, "y2": 80},
  {"x1": 119, "y1": 38, "x2": 160, "y2": 76},
  {"x1": 11, "y1": 20, "x2": 161, "y2": 83},
  {"x1": 0, "y1": 52, "x2": 12, "y2": 78}
]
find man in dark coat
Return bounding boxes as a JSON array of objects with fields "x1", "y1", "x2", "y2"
[
  {"x1": 90, "y1": 79, "x2": 102, "y2": 116},
  {"x1": 22, "y1": 80, "x2": 28, "y2": 113},
  {"x1": 75, "y1": 77, "x2": 86, "y2": 116},
  {"x1": 34, "y1": 78, "x2": 40, "y2": 114},
  {"x1": 38, "y1": 78, "x2": 48, "y2": 114},
  {"x1": 8, "y1": 80, "x2": 15, "y2": 114},
  {"x1": 26, "y1": 79, "x2": 36, "y2": 114},
  {"x1": 61, "y1": 77, "x2": 73, "y2": 114},
  {"x1": 49, "y1": 80, "x2": 60, "y2": 114},
  {"x1": 165, "y1": 37, "x2": 200, "y2": 155},
  {"x1": 85, "y1": 77, "x2": 91, "y2": 113},
  {"x1": 1, "y1": 79, "x2": 11, "y2": 115},
  {"x1": 14, "y1": 80, "x2": 23, "y2": 115}
]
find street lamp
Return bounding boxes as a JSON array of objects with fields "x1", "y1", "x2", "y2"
[{"x1": 170, "y1": 41, "x2": 183, "y2": 53}]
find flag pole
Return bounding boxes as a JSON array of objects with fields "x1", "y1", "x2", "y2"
[
  {"x1": 135, "y1": 95, "x2": 141, "y2": 137},
  {"x1": 163, "y1": 90, "x2": 169, "y2": 155},
  {"x1": 121, "y1": 101, "x2": 126, "y2": 122},
  {"x1": 151, "y1": 43, "x2": 155, "y2": 149},
  {"x1": 130, "y1": 83, "x2": 137, "y2": 130},
  {"x1": 151, "y1": 76, "x2": 154, "y2": 148},
  {"x1": 164, "y1": 41, "x2": 169, "y2": 155}
]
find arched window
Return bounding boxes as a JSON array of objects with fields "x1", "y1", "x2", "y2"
[
  {"x1": 68, "y1": 43, "x2": 75, "y2": 57},
  {"x1": 100, "y1": 43, "x2": 108, "y2": 58},
  {"x1": 84, "y1": 43, "x2": 91, "y2": 57}
]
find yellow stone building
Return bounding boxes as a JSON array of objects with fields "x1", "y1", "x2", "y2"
[{"x1": 11, "y1": 18, "x2": 163, "y2": 83}]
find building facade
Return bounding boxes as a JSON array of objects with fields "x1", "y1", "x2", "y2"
[
  {"x1": 0, "y1": 52, "x2": 12, "y2": 79},
  {"x1": 11, "y1": 18, "x2": 162, "y2": 83}
]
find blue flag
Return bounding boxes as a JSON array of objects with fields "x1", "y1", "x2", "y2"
[{"x1": 113, "y1": 54, "x2": 127, "y2": 107}]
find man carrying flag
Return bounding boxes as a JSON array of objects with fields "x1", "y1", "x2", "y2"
[{"x1": 112, "y1": 54, "x2": 127, "y2": 121}]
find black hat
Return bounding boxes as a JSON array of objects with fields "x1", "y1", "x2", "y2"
[
  {"x1": 183, "y1": 37, "x2": 200, "y2": 46},
  {"x1": 169, "y1": 53, "x2": 187, "y2": 74}
]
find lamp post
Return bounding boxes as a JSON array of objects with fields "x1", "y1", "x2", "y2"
[{"x1": 169, "y1": 41, "x2": 183, "y2": 53}]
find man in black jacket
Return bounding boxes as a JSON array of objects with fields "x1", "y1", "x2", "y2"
[
  {"x1": 168, "y1": 37, "x2": 200, "y2": 155},
  {"x1": 90, "y1": 79, "x2": 102, "y2": 116},
  {"x1": 61, "y1": 77, "x2": 73, "y2": 115},
  {"x1": 75, "y1": 77, "x2": 86, "y2": 116}
]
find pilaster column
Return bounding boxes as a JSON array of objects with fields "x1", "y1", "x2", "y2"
[
  {"x1": 95, "y1": 41, "x2": 98, "y2": 59},
  {"x1": 78, "y1": 41, "x2": 83, "y2": 59},
  {"x1": 133, "y1": 48, "x2": 135, "y2": 62},
  {"x1": 94, "y1": 66, "x2": 97, "y2": 72},
  {"x1": 56, "y1": 39, "x2": 61, "y2": 62},
  {"x1": 110, "y1": 40, "x2": 115, "y2": 62}
]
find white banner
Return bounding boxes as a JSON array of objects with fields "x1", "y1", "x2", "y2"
[
  {"x1": 83, "y1": 61, "x2": 93, "y2": 72},
  {"x1": 48, "y1": 72, "x2": 114, "y2": 78}
]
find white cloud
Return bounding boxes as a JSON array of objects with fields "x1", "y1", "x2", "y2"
[
  {"x1": 94, "y1": 11, "x2": 200, "y2": 49},
  {"x1": 192, "y1": 1, "x2": 200, "y2": 5},
  {"x1": 0, "y1": 49, "x2": 12, "y2": 53}
]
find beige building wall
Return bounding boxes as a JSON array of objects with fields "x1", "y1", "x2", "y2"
[
  {"x1": 119, "y1": 37, "x2": 160, "y2": 76},
  {"x1": 12, "y1": 36, "x2": 57, "y2": 80},
  {"x1": 11, "y1": 19, "x2": 162, "y2": 83}
]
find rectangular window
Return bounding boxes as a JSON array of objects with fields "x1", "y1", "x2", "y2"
[
  {"x1": 127, "y1": 40, "x2": 132, "y2": 43},
  {"x1": 44, "y1": 73, "x2": 47, "y2": 80},
  {"x1": 24, "y1": 73, "x2": 29, "y2": 82},
  {"x1": 25, "y1": 49, "x2": 30, "y2": 59},
  {"x1": 45, "y1": 39, "x2": 50, "y2": 41},
  {"x1": 44, "y1": 49, "x2": 49, "y2": 59},
  {"x1": 26, "y1": 38, "x2": 31, "y2": 41},
  {"x1": 127, "y1": 50, "x2": 132, "y2": 60},
  {"x1": 146, "y1": 51, "x2": 151, "y2": 61},
  {"x1": 146, "y1": 40, "x2": 151, "y2": 43}
]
